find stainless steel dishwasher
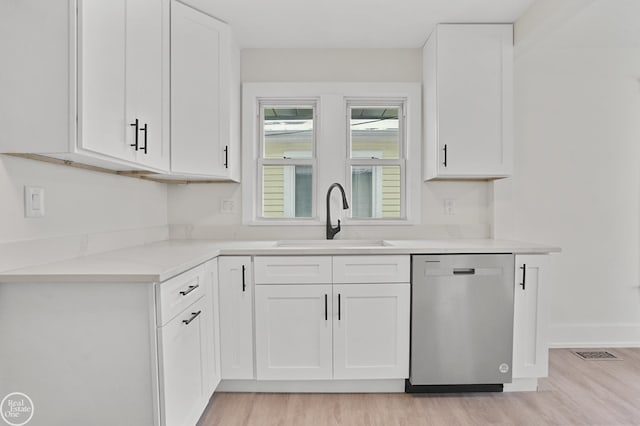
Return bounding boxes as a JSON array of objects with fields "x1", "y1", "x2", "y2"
[{"x1": 407, "y1": 254, "x2": 514, "y2": 393}]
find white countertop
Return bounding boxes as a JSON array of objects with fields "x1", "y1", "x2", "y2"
[{"x1": 0, "y1": 239, "x2": 560, "y2": 283}]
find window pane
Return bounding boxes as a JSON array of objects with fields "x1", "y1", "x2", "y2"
[
  {"x1": 350, "y1": 107, "x2": 400, "y2": 159},
  {"x1": 262, "y1": 165, "x2": 312, "y2": 218},
  {"x1": 351, "y1": 166, "x2": 401, "y2": 219},
  {"x1": 263, "y1": 107, "x2": 313, "y2": 159}
]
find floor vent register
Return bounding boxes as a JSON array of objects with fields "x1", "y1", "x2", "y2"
[{"x1": 573, "y1": 350, "x2": 621, "y2": 361}]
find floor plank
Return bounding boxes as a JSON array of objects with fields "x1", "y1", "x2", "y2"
[{"x1": 197, "y1": 348, "x2": 640, "y2": 426}]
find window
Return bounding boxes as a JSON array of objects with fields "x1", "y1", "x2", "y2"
[
  {"x1": 242, "y1": 83, "x2": 421, "y2": 225},
  {"x1": 259, "y1": 103, "x2": 316, "y2": 219},
  {"x1": 348, "y1": 104, "x2": 404, "y2": 219}
]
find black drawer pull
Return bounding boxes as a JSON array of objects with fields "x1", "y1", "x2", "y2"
[
  {"x1": 179, "y1": 284, "x2": 199, "y2": 296},
  {"x1": 443, "y1": 144, "x2": 447, "y2": 167},
  {"x1": 242, "y1": 265, "x2": 246, "y2": 292},
  {"x1": 130, "y1": 118, "x2": 139, "y2": 151},
  {"x1": 324, "y1": 294, "x2": 328, "y2": 321},
  {"x1": 139, "y1": 123, "x2": 148, "y2": 154},
  {"x1": 182, "y1": 310, "x2": 202, "y2": 326},
  {"x1": 453, "y1": 268, "x2": 475, "y2": 275}
]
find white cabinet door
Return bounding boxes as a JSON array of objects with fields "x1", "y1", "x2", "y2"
[
  {"x1": 208, "y1": 259, "x2": 222, "y2": 392},
  {"x1": 512, "y1": 255, "x2": 550, "y2": 379},
  {"x1": 333, "y1": 284, "x2": 410, "y2": 379},
  {"x1": 78, "y1": 0, "x2": 132, "y2": 162},
  {"x1": 218, "y1": 256, "x2": 254, "y2": 379},
  {"x1": 79, "y1": 0, "x2": 168, "y2": 170},
  {"x1": 127, "y1": 0, "x2": 168, "y2": 170},
  {"x1": 423, "y1": 24, "x2": 513, "y2": 180},
  {"x1": 158, "y1": 297, "x2": 207, "y2": 426},
  {"x1": 170, "y1": 1, "x2": 236, "y2": 178},
  {"x1": 255, "y1": 284, "x2": 333, "y2": 380}
]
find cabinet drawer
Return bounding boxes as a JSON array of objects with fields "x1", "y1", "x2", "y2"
[
  {"x1": 157, "y1": 263, "x2": 206, "y2": 326},
  {"x1": 254, "y1": 256, "x2": 332, "y2": 284},
  {"x1": 333, "y1": 255, "x2": 410, "y2": 283}
]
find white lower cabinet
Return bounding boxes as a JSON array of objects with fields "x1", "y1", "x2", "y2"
[
  {"x1": 512, "y1": 255, "x2": 550, "y2": 380},
  {"x1": 218, "y1": 256, "x2": 254, "y2": 379},
  {"x1": 253, "y1": 255, "x2": 411, "y2": 381},
  {"x1": 158, "y1": 297, "x2": 208, "y2": 426},
  {"x1": 333, "y1": 284, "x2": 410, "y2": 379},
  {"x1": 157, "y1": 260, "x2": 219, "y2": 426},
  {"x1": 255, "y1": 284, "x2": 333, "y2": 380},
  {"x1": 207, "y1": 259, "x2": 222, "y2": 393}
]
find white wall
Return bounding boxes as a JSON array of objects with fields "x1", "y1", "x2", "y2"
[
  {"x1": 495, "y1": 39, "x2": 640, "y2": 343},
  {"x1": 168, "y1": 48, "x2": 492, "y2": 240},
  {"x1": 0, "y1": 155, "x2": 168, "y2": 270}
]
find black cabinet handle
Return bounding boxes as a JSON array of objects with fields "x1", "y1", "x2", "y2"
[
  {"x1": 443, "y1": 144, "x2": 448, "y2": 167},
  {"x1": 324, "y1": 294, "x2": 328, "y2": 321},
  {"x1": 179, "y1": 284, "x2": 199, "y2": 296},
  {"x1": 224, "y1": 146, "x2": 229, "y2": 168},
  {"x1": 139, "y1": 123, "x2": 148, "y2": 154},
  {"x1": 338, "y1": 293, "x2": 341, "y2": 321},
  {"x1": 182, "y1": 310, "x2": 202, "y2": 326},
  {"x1": 242, "y1": 264, "x2": 246, "y2": 292},
  {"x1": 520, "y1": 264, "x2": 526, "y2": 290},
  {"x1": 453, "y1": 268, "x2": 476, "y2": 275},
  {"x1": 130, "y1": 118, "x2": 139, "y2": 151}
]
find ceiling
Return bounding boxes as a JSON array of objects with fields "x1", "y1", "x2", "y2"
[{"x1": 181, "y1": 0, "x2": 536, "y2": 48}]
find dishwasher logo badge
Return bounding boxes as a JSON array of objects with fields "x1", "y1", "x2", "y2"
[
  {"x1": 499, "y1": 363, "x2": 510, "y2": 374},
  {"x1": 1, "y1": 392, "x2": 34, "y2": 426}
]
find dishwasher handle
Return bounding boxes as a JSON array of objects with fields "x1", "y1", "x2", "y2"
[{"x1": 452, "y1": 268, "x2": 476, "y2": 275}]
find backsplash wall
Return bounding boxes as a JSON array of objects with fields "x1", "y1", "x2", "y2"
[
  {"x1": 0, "y1": 155, "x2": 169, "y2": 270},
  {"x1": 168, "y1": 49, "x2": 492, "y2": 240}
]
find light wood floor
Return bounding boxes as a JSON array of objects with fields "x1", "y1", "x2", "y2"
[{"x1": 197, "y1": 348, "x2": 640, "y2": 426}]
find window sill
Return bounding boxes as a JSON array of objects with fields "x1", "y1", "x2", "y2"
[{"x1": 246, "y1": 218, "x2": 416, "y2": 226}]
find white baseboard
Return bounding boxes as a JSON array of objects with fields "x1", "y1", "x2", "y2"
[
  {"x1": 503, "y1": 378, "x2": 538, "y2": 392},
  {"x1": 548, "y1": 323, "x2": 640, "y2": 348},
  {"x1": 218, "y1": 379, "x2": 406, "y2": 393}
]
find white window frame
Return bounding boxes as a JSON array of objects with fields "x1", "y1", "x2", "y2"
[
  {"x1": 346, "y1": 100, "x2": 406, "y2": 221},
  {"x1": 242, "y1": 83, "x2": 421, "y2": 226},
  {"x1": 256, "y1": 100, "x2": 318, "y2": 222}
]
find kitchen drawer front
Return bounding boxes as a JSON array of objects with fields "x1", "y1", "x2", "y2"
[
  {"x1": 333, "y1": 255, "x2": 410, "y2": 283},
  {"x1": 158, "y1": 263, "x2": 207, "y2": 326},
  {"x1": 254, "y1": 256, "x2": 332, "y2": 284}
]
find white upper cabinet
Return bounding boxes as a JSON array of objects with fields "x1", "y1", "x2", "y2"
[
  {"x1": 80, "y1": 0, "x2": 167, "y2": 170},
  {"x1": 1, "y1": 0, "x2": 170, "y2": 172},
  {"x1": 423, "y1": 24, "x2": 513, "y2": 180},
  {"x1": 79, "y1": 0, "x2": 131, "y2": 163},
  {"x1": 170, "y1": 0, "x2": 241, "y2": 181}
]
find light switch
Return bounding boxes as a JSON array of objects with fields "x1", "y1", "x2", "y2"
[
  {"x1": 220, "y1": 199, "x2": 235, "y2": 214},
  {"x1": 443, "y1": 198, "x2": 456, "y2": 215},
  {"x1": 25, "y1": 186, "x2": 45, "y2": 218}
]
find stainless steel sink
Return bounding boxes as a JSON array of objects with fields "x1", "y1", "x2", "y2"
[{"x1": 276, "y1": 239, "x2": 393, "y2": 248}]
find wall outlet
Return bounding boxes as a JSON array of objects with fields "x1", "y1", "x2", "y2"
[
  {"x1": 443, "y1": 198, "x2": 456, "y2": 215},
  {"x1": 25, "y1": 186, "x2": 45, "y2": 218},
  {"x1": 220, "y1": 199, "x2": 235, "y2": 214}
]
